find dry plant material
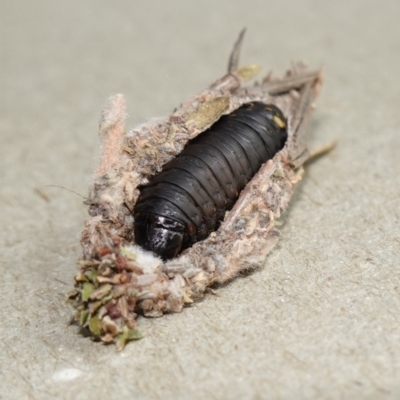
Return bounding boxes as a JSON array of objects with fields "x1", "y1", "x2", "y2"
[{"x1": 68, "y1": 30, "x2": 323, "y2": 350}]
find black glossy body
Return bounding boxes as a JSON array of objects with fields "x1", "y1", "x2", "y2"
[{"x1": 134, "y1": 102, "x2": 288, "y2": 259}]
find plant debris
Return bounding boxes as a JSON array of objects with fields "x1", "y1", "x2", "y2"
[{"x1": 70, "y1": 30, "x2": 324, "y2": 349}]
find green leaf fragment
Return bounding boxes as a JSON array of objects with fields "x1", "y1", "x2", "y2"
[
  {"x1": 126, "y1": 329, "x2": 143, "y2": 341},
  {"x1": 79, "y1": 309, "x2": 89, "y2": 326},
  {"x1": 74, "y1": 306, "x2": 83, "y2": 321},
  {"x1": 101, "y1": 292, "x2": 113, "y2": 305},
  {"x1": 84, "y1": 269, "x2": 98, "y2": 284},
  {"x1": 89, "y1": 314, "x2": 101, "y2": 337},
  {"x1": 116, "y1": 326, "x2": 143, "y2": 351},
  {"x1": 82, "y1": 283, "x2": 94, "y2": 302}
]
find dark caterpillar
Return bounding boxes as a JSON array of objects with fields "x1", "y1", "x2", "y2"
[{"x1": 134, "y1": 102, "x2": 288, "y2": 260}]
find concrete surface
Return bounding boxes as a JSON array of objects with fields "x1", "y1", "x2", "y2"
[{"x1": 1, "y1": 0, "x2": 400, "y2": 399}]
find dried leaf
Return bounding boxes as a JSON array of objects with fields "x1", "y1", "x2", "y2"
[
  {"x1": 101, "y1": 333, "x2": 115, "y2": 344},
  {"x1": 97, "y1": 274, "x2": 121, "y2": 284},
  {"x1": 78, "y1": 260, "x2": 100, "y2": 268},
  {"x1": 101, "y1": 315, "x2": 120, "y2": 336},
  {"x1": 67, "y1": 289, "x2": 79, "y2": 300},
  {"x1": 183, "y1": 292, "x2": 193, "y2": 304},
  {"x1": 74, "y1": 272, "x2": 88, "y2": 283},
  {"x1": 89, "y1": 284, "x2": 112, "y2": 301},
  {"x1": 88, "y1": 300, "x2": 102, "y2": 315},
  {"x1": 185, "y1": 97, "x2": 230, "y2": 131},
  {"x1": 234, "y1": 64, "x2": 262, "y2": 81}
]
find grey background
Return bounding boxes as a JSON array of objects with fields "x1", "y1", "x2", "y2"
[{"x1": 1, "y1": 0, "x2": 400, "y2": 399}]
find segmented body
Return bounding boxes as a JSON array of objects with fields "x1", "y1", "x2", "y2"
[{"x1": 134, "y1": 102, "x2": 288, "y2": 259}]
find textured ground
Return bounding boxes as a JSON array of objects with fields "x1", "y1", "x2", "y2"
[{"x1": 1, "y1": 1, "x2": 400, "y2": 399}]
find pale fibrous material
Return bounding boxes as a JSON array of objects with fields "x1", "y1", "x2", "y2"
[{"x1": 69, "y1": 31, "x2": 323, "y2": 349}]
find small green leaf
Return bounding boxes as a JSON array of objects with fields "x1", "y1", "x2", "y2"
[
  {"x1": 126, "y1": 329, "x2": 143, "y2": 341},
  {"x1": 82, "y1": 283, "x2": 94, "y2": 302},
  {"x1": 101, "y1": 292, "x2": 113, "y2": 305},
  {"x1": 84, "y1": 269, "x2": 98, "y2": 284},
  {"x1": 116, "y1": 326, "x2": 143, "y2": 351},
  {"x1": 79, "y1": 310, "x2": 89, "y2": 326},
  {"x1": 116, "y1": 335, "x2": 126, "y2": 351},
  {"x1": 89, "y1": 314, "x2": 101, "y2": 337}
]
